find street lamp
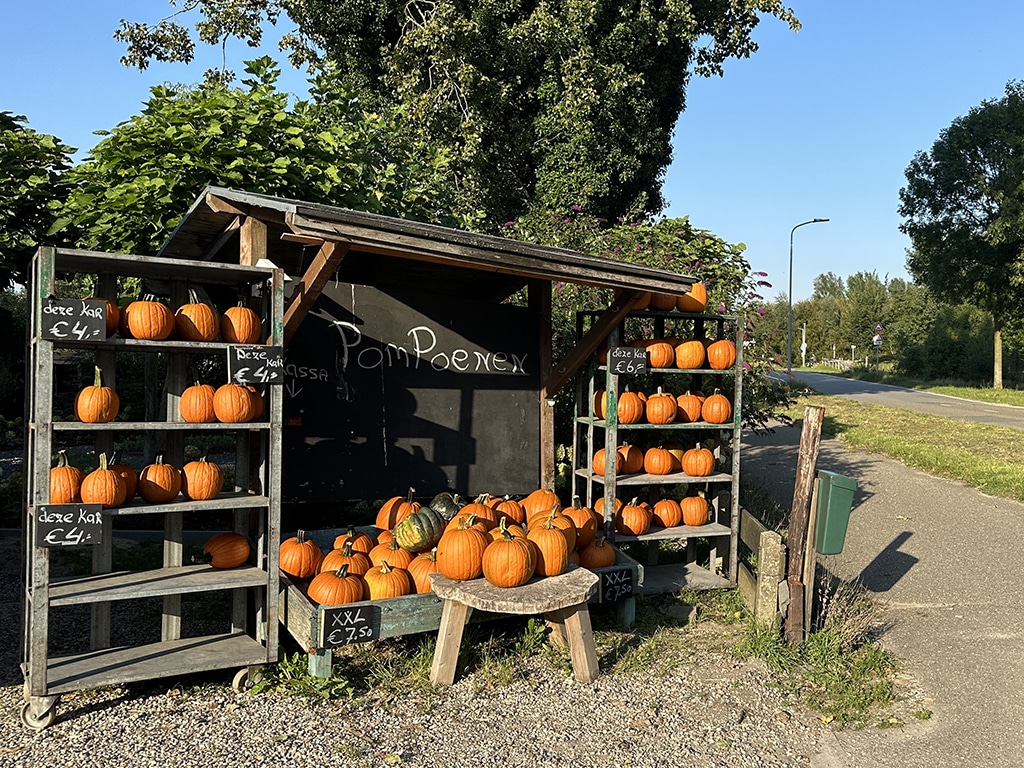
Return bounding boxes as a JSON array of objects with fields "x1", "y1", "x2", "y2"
[{"x1": 787, "y1": 218, "x2": 829, "y2": 374}]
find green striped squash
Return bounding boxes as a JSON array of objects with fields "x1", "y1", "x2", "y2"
[{"x1": 393, "y1": 505, "x2": 447, "y2": 553}]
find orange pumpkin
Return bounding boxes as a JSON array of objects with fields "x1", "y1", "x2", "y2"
[
  {"x1": 613, "y1": 287, "x2": 651, "y2": 310},
  {"x1": 649, "y1": 292, "x2": 677, "y2": 311},
  {"x1": 563, "y1": 497, "x2": 600, "y2": 549},
  {"x1": 364, "y1": 560, "x2": 412, "y2": 599},
  {"x1": 125, "y1": 298, "x2": 175, "y2": 340},
  {"x1": 80, "y1": 453, "x2": 127, "y2": 509},
  {"x1": 617, "y1": 443, "x2": 644, "y2": 475},
  {"x1": 199, "y1": 531, "x2": 251, "y2": 569},
  {"x1": 676, "y1": 282, "x2": 708, "y2": 313},
  {"x1": 674, "y1": 339, "x2": 706, "y2": 370},
  {"x1": 676, "y1": 390, "x2": 704, "y2": 423},
  {"x1": 181, "y1": 457, "x2": 224, "y2": 501},
  {"x1": 180, "y1": 382, "x2": 217, "y2": 423},
  {"x1": 707, "y1": 339, "x2": 737, "y2": 370},
  {"x1": 492, "y1": 495, "x2": 526, "y2": 526},
  {"x1": 643, "y1": 446, "x2": 676, "y2": 475},
  {"x1": 701, "y1": 390, "x2": 733, "y2": 424},
  {"x1": 83, "y1": 296, "x2": 119, "y2": 337},
  {"x1": 50, "y1": 450, "x2": 84, "y2": 504},
  {"x1": 246, "y1": 385, "x2": 264, "y2": 421},
  {"x1": 333, "y1": 526, "x2": 376, "y2": 554},
  {"x1": 368, "y1": 538, "x2": 415, "y2": 569},
  {"x1": 279, "y1": 532, "x2": 323, "y2": 580},
  {"x1": 652, "y1": 498, "x2": 683, "y2": 528},
  {"x1": 526, "y1": 519, "x2": 569, "y2": 577},
  {"x1": 435, "y1": 519, "x2": 490, "y2": 580},
  {"x1": 221, "y1": 304, "x2": 262, "y2": 344},
  {"x1": 213, "y1": 383, "x2": 256, "y2": 423},
  {"x1": 592, "y1": 447, "x2": 623, "y2": 476},
  {"x1": 682, "y1": 444, "x2": 716, "y2": 477},
  {"x1": 320, "y1": 540, "x2": 372, "y2": 577},
  {"x1": 174, "y1": 301, "x2": 219, "y2": 341},
  {"x1": 375, "y1": 487, "x2": 420, "y2": 530},
  {"x1": 645, "y1": 387, "x2": 677, "y2": 425},
  {"x1": 109, "y1": 451, "x2": 138, "y2": 501},
  {"x1": 482, "y1": 526, "x2": 536, "y2": 588},
  {"x1": 681, "y1": 495, "x2": 710, "y2": 526},
  {"x1": 138, "y1": 455, "x2": 182, "y2": 503},
  {"x1": 75, "y1": 366, "x2": 119, "y2": 424},
  {"x1": 615, "y1": 498, "x2": 652, "y2": 536},
  {"x1": 307, "y1": 564, "x2": 366, "y2": 606},
  {"x1": 644, "y1": 340, "x2": 676, "y2": 369},
  {"x1": 408, "y1": 548, "x2": 440, "y2": 593},
  {"x1": 521, "y1": 488, "x2": 561, "y2": 518},
  {"x1": 579, "y1": 535, "x2": 617, "y2": 569}
]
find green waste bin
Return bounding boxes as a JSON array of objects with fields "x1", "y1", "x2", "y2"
[{"x1": 814, "y1": 470, "x2": 857, "y2": 555}]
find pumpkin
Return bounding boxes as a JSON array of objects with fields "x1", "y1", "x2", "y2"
[
  {"x1": 435, "y1": 519, "x2": 490, "y2": 580},
  {"x1": 125, "y1": 298, "x2": 175, "y2": 340},
  {"x1": 652, "y1": 498, "x2": 683, "y2": 528},
  {"x1": 521, "y1": 488, "x2": 561, "y2": 518},
  {"x1": 429, "y1": 491, "x2": 465, "y2": 520},
  {"x1": 376, "y1": 528, "x2": 394, "y2": 546},
  {"x1": 681, "y1": 495, "x2": 710, "y2": 526},
  {"x1": 701, "y1": 390, "x2": 733, "y2": 424},
  {"x1": 83, "y1": 296, "x2": 119, "y2": 337},
  {"x1": 180, "y1": 382, "x2": 217, "y2": 423},
  {"x1": 526, "y1": 518, "x2": 569, "y2": 577},
  {"x1": 50, "y1": 450, "x2": 84, "y2": 504},
  {"x1": 482, "y1": 525, "x2": 536, "y2": 588},
  {"x1": 376, "y1": 487, "x2": 420, "y2": 530},
  {"x1": 221, "y1": 304, "x2": 262, "y2": 344},
  {"x1": 645, "y1": 387, "x2": 677, "y2": 425},
  {"x1": 75, "y1": 366, "x2": 119, "y2": 423},
  {"x1": 456, "y1": 494, "x2": 501, "y2": 530},
  {"x1": 563, "y1": 496, "x2": 600, "y2": 549},
  {"x1": 682, "y1": 443, "x2": 716, "y2": 477},
  {"x1": 676, "y1": 391, "x2": 704, "y2": 423},
  {"x1": 368, "y1": 537, "x2": 415, "y2": 569},
  {"x1": 117, "y1": 304, "x2": 133, "y2": 338},
  {"x1": 408, "y1": 548, "x2": 440, "y2": 593},
  {"x1": 593, "y1": 496, "x2": 624, "y2": 518},
  {"x1": 138, "y1": 455, "x2": 182, "y2": 503},
  {"x1": 579, "y1": 535, "x2": 617, "y2": 569},
  {"x1": 213, "y1": 383, "x2": 256, "y2": 423},
  {"x1": 592, "y1": 447, "x2": 623, "y2": 476},
  {"x1": 707, "y1": 339, "x2": 737, "y2": 370},
  {"x1": 333, "y1": 526, "x2": 375, "y2": 554},
  {"x1": 528, "y1": 505, "x2": 578, "y2": 551},
  {"x1": 665, "y1": 443, "x2": 687, "y2": 472},
  {"x1": 645, "y1": 340, "x2": 676, "y2": 369},
  {"x1": 197, "y1": 531, "x2": 250, "y2": 569},
  {"x1": 279, "y1": 532, "x2": 323, "y2": 580},
  {"x1": 616, "y1": 389, "x2": 645, "y2": 424},
  {"x1": 320, "y1": 540, "x2": 372, "y2": 577},
  {"x1": 246, "y1": 385, "x2": 264, "y2": 421},
  {"x1": 489, "y1": 517, "x2": 529, "y2": 542},
  {"x1": 674, "y1": 339, "x2": 706, "y2": 370},
  {"x1": 80, "y1": 452, "x2": 127, "y2": 509},
  {"x1": 364, "y1": 560, "x2": 412, "y2": 599},
  {"x1": 174, "y1": 299, "x2": 219, "y2": 341},
  {"x1": 492, "y1": 495, "x2": 526, "y2": 526},
  {"x1": 307, "y1": 564, "x2": 366, "y2": 606},
  {"x1": 617, "y1": 443, "x2": 644, "y2": 475},
  {"x1": 444, "y1": 511, "x2": 489, "y2": 535},
  {"x1": 644, "y1": 446, "x2": 675, "y2": 476},
  {"x1": 676, "y1": 282, "x2": 708, "y2": 313},
  {"x1": 393, "y1": 504, "x2": 448, "y2": 553},
  {"x1": 615, "y1": 497, "x2": 652, "y2": 536},
  {"x1": 181, "y1": 456, "x2": 224, "y2": 501},
  {"x1": 109, "y1": 450, "x2": 138, "y2": 501},
  {"x1": 649, "y1": 292, "x2": 677, "y2": 311}
]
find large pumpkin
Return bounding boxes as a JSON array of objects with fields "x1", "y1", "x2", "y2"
[
  {"x1": 181, "y1": 457, "x2": 224, "y2": 501},
  {"x1": 75, "y1": 366, "x2": 119, "y2": 424},
  {"x1": 392, "y1": 505, "x2": 448, "y2": 553},
  {"x1": 376, "y1": 487, "x2": 421, "y2": 530},
  {"x1": 676, "y1": 391, "x2": 705, "y2": 423},
  {"x1": 482, "y1": 526, "x2": 536, "y2": 588},
  {"x1": 435, "y1": 519, "x2": 489, "y2": 580},
  {"x1": 563, "y1": 497, "x2": 599, "y2": 549},
  {"x1": 526, "y1": 519, "x2": 569, "y2": 577},
  {"x1": 180, "y1": 382, "x2": 217, "y2": 423},
  {"x1": 138, "y1": 455, "x2": 182, "y2": 503},
  {"x1": 615, "y1": 498, "x2": 652, "y2": 536},
  {"x1": 320, "y1": 540, "x2": 372, "y2": 577},
  {"x1": 279, "y1": 532, "x2": 323, "y2": 580},
  {"x1": 408, "y1": 548, "x2": 440, "y2": 593},
  {"x1": 579, "y1": 535, "x2": 617, "y2": 569},
  {"x1": 364, "y1": 560, "x2": 412, "y2": 599},
  {"x1": 307, "y1": 564, "x2": 366, "y2": 606},
  {"x1": 174, "y1": 300, "x2": 219, "y2": 342},
  {"x1": 652, "y1": 498, "x2": 683, "y2": 528},
  {"x1": 645, "y1": 340, "x2": 676, "y2": 369},
  {"x1": 368, "y1": 538, "x2": 415, "y2": 569},
  {"x1": 221, "y1": 304, "x2": 262, "y2": 344},
  {"x1": 681, "y1": 495, "x2": 710, "y2": 526},
  {"x1": 332, "y1": 526, "x2": 376, "y2": 554},
  {"x1": 198, "y1": 531, "x2": 250, "y2": 569},
  {"x1": 521, "y1": 488, "x2": 561, "y2": 518},
  {"x1": 492, "y1": 495, "x2": 526, "y2": 526},
  {"x1": 50, "y1": 450, "x2": 84, "y2": 504},
  {"x1": 617, "y1": 443, "x2": 644, "y2": 475},
  {"x1": 644, "y1": 446, "x2": 676, "y2": 476},
  {"x1": 125, "y1": 298, "x2": 175, "y2": 340}
]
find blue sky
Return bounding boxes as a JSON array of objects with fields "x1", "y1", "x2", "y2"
[{"x1": 3, "y1": 1, "x2": 1023, "y2": 302}]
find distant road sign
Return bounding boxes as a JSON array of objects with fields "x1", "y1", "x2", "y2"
[{"x1": 874, "y1": 323, "x2": 885, "y2": 334}]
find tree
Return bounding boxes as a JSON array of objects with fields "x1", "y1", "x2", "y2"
[
  {"x1": 898, "y1": 81, "x2": 1024, "y2": 389},
  {"x1": 841, "y1": 271, "x2": 887, "y2": 354},
  {"x1": 51, "y1": 58, "x2": 474, "y2": 256},
  {"x1": 0, "y1": 113, "x2": 75, "y2": 288},
  {"x1": 116, "y1": 0, "x2": 800, "y2": 227}
]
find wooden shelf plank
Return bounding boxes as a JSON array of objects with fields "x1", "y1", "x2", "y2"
[
  {"x1": 52, "y1": 421, "x2": 271, "y2": 431},
  {"x1": 615, "y1": 522, "x2": 732, "y2": 543},
  {"x1": 638, "y1": 563, "x2": 730, "y2": 595},
  {"x1": 102, "y1": 492, "x2": 271, "y2": 516},
  {"x1": 42, "y1": 338, "x2": 238, "y2": 353},
  {"x1": 53, "y1": 248, "x2": 274, "y2": 284},
  {"x1": 45, "y1": 633, "x2": 269, "y2": 694},
  {"x1": 575, "y1": 469, "x2": 734, "y2": 485},
  {"x1": 49, "y1": 564, "x2": 269, "y2": 605},
  {"x1": 574, "y1": 417, "x2": 730, "y2": 431}
]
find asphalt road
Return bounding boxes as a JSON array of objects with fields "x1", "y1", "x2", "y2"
[{"x1": 744, "y1": 371, "x2": 1024, "y2": 766}]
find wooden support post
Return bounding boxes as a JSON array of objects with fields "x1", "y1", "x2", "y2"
[
  {"x1": 239, "y1": 216, "x2": 267, "y2": 266},
  {"x1": 784, "y1": 405, "x2": 825, "y2": 645},
  {"x1": 532, "y1": 280, "x2": 555, "y2": 489},
  {"x1": 430, "y1": 599, "x2": 470, "y2": 685},
  {"x1": 282, "y1": 241, "x2": 349, "y2": 345}
]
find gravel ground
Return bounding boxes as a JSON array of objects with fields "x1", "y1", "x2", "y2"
[{"x1": 0, "y1": 534, "x2": 871, "y2": 768}]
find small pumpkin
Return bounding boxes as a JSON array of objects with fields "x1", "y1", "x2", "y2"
[
  {"x1": 213, "y1": 382, "x2": 256, "y2": 423},
  {"x1": 615, "y1": 497, "x2": 652, "y2": 536},
  {"x1": 50, "y1": 450, "x2": 84, "y2": 504},
  {"x1": 246, "y1": 385, "x2": 264, "y2": 421},
  {"x1": 707, "y1": 339, "x2": 737, "y2": 370},
  {"x1": 617, "y1": 443, "x2": 644, "y2": 475},
  {"x1": 645, "y1": 387, "x2": 677, "y2": 425},
  {"x1": 649, "y1": 292, "x2": 677, "y2": 311},
  {"x1": 179, "y1": 382, "x2": 217, "y2": 423},
  {"x1": 80, "y1": 452, "x2": 127, "y2": 509},
  {"x1": 364, "y1": 560, "x2": 412, "y2": 599},
  {"x1": 109, "y1": 450, "x2": 138, "y2": 501},
  {"x1": 563, "y1": 496, "x2": 600, "y2": 549},
  {"x1": 482, "y1": 524, "x2": 536, "y2": 588},
  {"x1": 681, "y1": 495, "x2": 710, "y2": 526},
  {"x1": 674, "y1": 339, "x2": 706, "y2": 370},
  {"x1": 644, "y1": 446, "x2": 676, "y2": 476},
  {"x1": 196, "y1": 531, "x2": 250, "y2": 569},
  {"x1": 174, "y1": 298, "x2": 219, "y2": 341},
  {"x1": 579, "y1": 535, "x2": 617, "y2": 569},
  {"x1": 435, "y1": 518, "x2": 490, "y2": 580},
  {"x1": 333, "y1": 526, "x2": 375, "y2": 554},
  {"x1": 592, "y1": 447, "x2": 623, "y2": 476},
  {"x1": 682, "y1": 443, "x2": 716, "y2": 477},
  {"x1": 492, "y1": 495, "x2": 526, "y2": 526},
  {"x1": 392, "y1": 505, "x2": 448, "y2": 553},
  {"x1": 428, "y1": 491, "x2": 465, "y2": 520},
  {"x1": 616, "y1": 388, "x2": 645, "y2": 425},
  {"x1": 181, "y1": 456, "x2": 224, "y2": 501},
  {"x1": 676, "y1": 390, "x2": 704, "y2": 423},
  {"x1": 75, "y1": 366, "x2": 119, "y2": 424},
  {"x1": 307, "y1": 563, "x2": 366, "y2": 606},
  {"x1": 221, "y1": 304, "x2": 262, "y2": 344},
  {"x1": 676, "y1": 282, "x2": 708, "y2": 313},
  {"x1": 320, "y1": 540, "x2": 372, "y2": 577},
  {"x1": 279, "y1": 531, "x2": 323, "y2": 580},
  {"x1": 521, "y1": 488, "x2": 561, "y2": 518},
  {"x1": 455, "y1": 494, "x2": 501, "y2": 530},
  {"x1": 125, "y1": 297, "x2": 175, "y2": 340},
  {"x1": 408, "y1": 548, "x2": 440, "y2": 594},
  {"x1": 644, "y1": 340, "x2": 676, "y2": 369},
  {"x1": 83, "y1": 296, "x2": 119, "y2": 337},
  {"x1": 376, "y1": 487, "x2": 420, "y2": 530},
  {"x1": 652, "y1": 498, "x2": 683, "y2": 528},
  {"x1": 368, "y1": 537, "x2": 415, "y2": 569},
  {"x1": 701, "y1": 390, "x2": 733, "y2": 425},
  {"x1": 526, "y1": 518, "x2": 569, "y2": 577},
  {"x1": 138, "y1": 455, "x2": 182, "y2": 503}
]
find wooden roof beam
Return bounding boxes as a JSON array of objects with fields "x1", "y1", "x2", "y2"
[{"x1": 283, "y1": 239, "x2": 350, "y2": 345}]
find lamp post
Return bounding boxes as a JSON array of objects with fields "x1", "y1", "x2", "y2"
[{"x1": 787, "y1": 218, "x2": 829, "y2": 374}]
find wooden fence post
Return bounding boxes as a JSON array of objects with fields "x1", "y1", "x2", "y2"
[{"x1": 784, "y1": 405, "x2": 825, "y2": 645}]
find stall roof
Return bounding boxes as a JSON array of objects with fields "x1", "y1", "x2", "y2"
[{"x1": 158, "y1": 187, "x2": 696, "y2": 301}]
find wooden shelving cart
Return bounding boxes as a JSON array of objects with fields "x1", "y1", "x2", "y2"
[
  {"x1": 572, "y1": 309, "x2": 744, "y2": 593},
  {"x1": 20, "y1": 247, "x2": 284, "y2": 729}
]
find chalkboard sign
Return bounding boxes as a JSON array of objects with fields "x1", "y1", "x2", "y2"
[
  {"x1": 228, "y1": 345, "x2": 285, "y2": 384},
  {"x1": 607, "y1": 346, "x2": 647, "y2": 375},
  {"x1": 40, "y1": 298, "x2": 106, "y2": 342},
  {"x1": 34, "y1": 504, "x2": 103, "y2": 547},
  {"x1": 282, "y1": 284, "x2": 541, "y2": 501},
  {"x1": 319, "y1": 604, "x2": 381, "y2": 647},
  {"x1": 599, "y1": 566, "x2": 634, "y2": 603}
]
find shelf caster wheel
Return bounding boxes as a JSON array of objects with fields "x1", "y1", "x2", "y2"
[
  {"x1": 232, "y1": 667, "x2": 264, "y2": 693},
  {"x1": 21, "y1": 701, "x2": 56, "y2": 731}
]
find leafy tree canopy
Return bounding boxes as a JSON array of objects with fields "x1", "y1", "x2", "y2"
[
  {"x1": 51, "y1": 57, "x2": 475, "y2": 256},
  {"x1": 0, "y1": 113, "x2": 75, "y2": 287},
  {"x1": 116, "y1": 0, "x2": 800, "y2": 226}
]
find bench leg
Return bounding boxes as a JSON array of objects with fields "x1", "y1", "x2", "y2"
[
  {"x1": 430, "y1": 599, "x2": 470, "y2": 686},
  {"x1": 547, "y1": 603, "x2": 599, "y2": 684}
]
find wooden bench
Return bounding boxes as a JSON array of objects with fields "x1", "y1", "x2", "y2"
[{"x1": 429, "y1": 567, "x2": 601, "y2": 685}]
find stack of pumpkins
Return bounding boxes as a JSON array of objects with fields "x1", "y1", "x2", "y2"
[
  {"x1": 592, "y1": 441, "x2": 718, "y2": 479},
  {"x1": 595, "y1": 492, "x2": 711, "y2": 537},
  {"x1": 283, "y1": 489, "x2": 620, "y2": 608},
  {"x1": 83, "y1": 294, "x2": 263, "y2": 346},
  {"x1": 50, "y1": 449, "x2": 224, "y2": 508},
  {"x1": 593, "y1": 386, "x2": 733, "y2": 426}
]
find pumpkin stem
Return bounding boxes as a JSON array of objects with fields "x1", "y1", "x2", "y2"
[
  {"x1": 191, "y1": 551, "x2": 214, "y2": 565},
  {"x1": 97, "y1": 452, "x2": 109, "y2": 471},
  {"x1": 341, "y1": 540, "x2": 355, "y2": 556},
  {"x1": 406, "y1": 486, "x2": 416, "y2": 503},
  {"x1": 379, "y1": 560, "x2": 393, "y2": 574},
  {"x1": 333, "y1": 564, "x2": 351, "y2": 579},
  {"x1": 93, "y1": 366, "x2": 105, "y2": 388},
  {"x1": 56, "y1": 450, "x2": 70, "y2": 468}
]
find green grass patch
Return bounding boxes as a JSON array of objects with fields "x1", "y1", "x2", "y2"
[{"x1": 788, "y1": 394, "x2": 1024, "y2": 501}]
